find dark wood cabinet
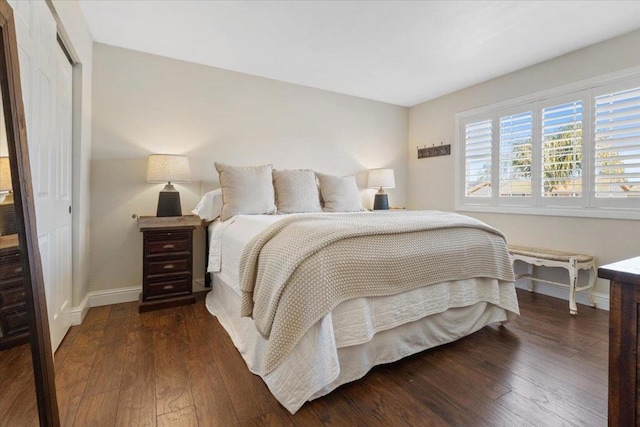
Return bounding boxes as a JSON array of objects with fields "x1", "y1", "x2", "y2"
[
  {"x1": 598, "y1": 256, "x2": 640, "y2": 426},
  {"x1": 0, "y1": 234, "x2": 29, "y2": 349},
  {"x1": 138, "y1": 216, "x2": 200, "y2": 312}
]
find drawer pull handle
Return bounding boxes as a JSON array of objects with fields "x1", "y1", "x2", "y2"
[
  {"x1": 13, "y1": 267, "x2": 22, "y2": 274},
  {"x1": 163, "y1": 244, "x2": 175, "y2": 249},
  {"x1": 163, "y1": 264, "x2": 175, "y2": 270},
  {"x1": 163, "y1": 285, "x2": 174, "y2": 290}
]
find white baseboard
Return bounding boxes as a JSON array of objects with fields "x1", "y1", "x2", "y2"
[
  {"x1": 515, "y1": 279, "x2": 610, "y2": 312},
  {"x1": 66, "y1": 279, "x2": 605, "y2": 327},
  {"x1": 66, "y1": 294, "x2": 90, "y2": 326},
  {"x1": 89, "y1": 285, "x2": 141, "y2": 307},
  {"x1": 66, "y1": 286, "x2": 141, "y2": 326}
]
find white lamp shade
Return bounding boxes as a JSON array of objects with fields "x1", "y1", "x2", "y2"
[
  {"x1": 367, "y1": 168, "x2": 395, "y2": 189},
  {"x1": 146, "y1": 154, "x2": 191, "y2": 183},
  {"x1": 0, "y1": 157, "x2": 12, "y2": 192}
]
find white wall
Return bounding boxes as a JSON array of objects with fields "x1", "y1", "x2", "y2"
[
  {"x1": 49, "y1": 1, "x2": 93, "y2": 307},
  {"x1": 408, "y1": 30, "x2": 640, "y2": 304},
  {"x1": 90, "y1": 43, "x2": 408, "y2": 293}
]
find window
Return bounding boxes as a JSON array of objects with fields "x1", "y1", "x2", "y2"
[
  {"x1": 499, "y1": 112, "x2": 532, "y2": 197},
  {"x1": 594, "y1": 86, "x2": 640, "y2": 201},
  {"x1": 541, "y1": 101, "x2": 582, "y2": 198},
  {"x1": 457, "y1": 70, "x2": 640, "y2": 219},
  {"x1": 464, "y1": 119, "x2": 492, "y2": 197}
]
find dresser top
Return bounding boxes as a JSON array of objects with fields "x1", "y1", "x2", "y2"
[{"x1": 598, "y1": 257, "x2": 640, "y2": 286}]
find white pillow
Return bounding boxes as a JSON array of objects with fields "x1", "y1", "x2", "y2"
[
  {"x1": 215, "y1": 163, "x2": 277, "y2": 221},
  {"x1": 273, "y1": 170, "x2": 322, "y2": 214},
  {"x1": 316, "y1": 173, "x2": 364, "y2": 212},
  {"x1": 192, "y1": 189, "x2": 223, "y2": 222}
]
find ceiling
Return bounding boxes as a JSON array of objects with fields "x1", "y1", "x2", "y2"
[{"x1": 78, "y1": 1, "x2": 640, "y2": 107}]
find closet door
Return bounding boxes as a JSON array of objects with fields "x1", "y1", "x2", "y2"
[
  {"x1": 10, "y1": 0, "x2": 73, "y2": 351},
  {"x1": 51, "y1": 41, "x2": 73, "y2": 351}
]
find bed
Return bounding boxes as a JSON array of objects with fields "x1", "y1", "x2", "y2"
[{"x1": 202, "y1": 210, "x2": 519, "y2": 414}]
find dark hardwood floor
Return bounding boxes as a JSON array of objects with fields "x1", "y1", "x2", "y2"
[
  {"x1": 3, "y1": 289, "x2": 609, "y2": 426},
  {"x1": 0, "y1": 343, "x2": 38, "y2": 426}
]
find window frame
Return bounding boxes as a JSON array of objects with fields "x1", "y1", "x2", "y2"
[{"x1": 455, "y1": 66, "x2": 640, "y2": 221}]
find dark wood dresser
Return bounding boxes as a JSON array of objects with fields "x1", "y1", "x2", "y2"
[
  {"x1": 0, "y1": 234, "x2": 28, "y2": 349},
  {"x1": 598, "y1": 256, "x2": 640, "y2": 426},
  {"x1": 138, "y1": 215, "x2": 200, "y2": 312}
]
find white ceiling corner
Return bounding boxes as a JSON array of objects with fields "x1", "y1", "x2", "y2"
[{"x1": 78, "y1": 1, "x2": 640, "y2": 107}]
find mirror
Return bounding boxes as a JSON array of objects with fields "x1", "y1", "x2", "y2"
[
  {"x1": 0, "y1": 91, "x2": 37, "y2": 425},
  {"x1": 0, "y1": 1, "x2": 59, "y2": 426}
]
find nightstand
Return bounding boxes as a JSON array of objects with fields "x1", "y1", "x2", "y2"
[{"x1": 137, "y1": 215, "x2": 201, "y2": 312}]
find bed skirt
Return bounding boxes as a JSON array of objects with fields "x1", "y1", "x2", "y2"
[{"x1": 206, "y1": 274, "x2": 517, "y2": 414}]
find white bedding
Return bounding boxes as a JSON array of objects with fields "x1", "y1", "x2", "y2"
[
  {"x1": 205, "y1": 214, "x2": 519, "y2": 413},
  {"x1": 207, "y1": 214, "x2": 283, "y2": 292},
  {"x1": 207, "y1": 275, "x2": 513, "y2": 413},
  {"x1": 207, "y1": 212, "x2": 367, "y2": 291}
]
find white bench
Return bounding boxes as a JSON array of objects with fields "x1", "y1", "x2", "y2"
[{"x1": 508, "y1": 245, "x2": 596, "y2": 315}]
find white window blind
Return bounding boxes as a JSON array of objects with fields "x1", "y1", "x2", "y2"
[
  {"x1": 457, "y1": 70, "x2": 640, "y2": 220},
  {"x1": 594, "y1": 86, "x2": 640, "y2": 199},
  {"x1": 541, "y1": 101, "x2": 583, "y2": 197},
  {"x1": 499, "y1": 112, "x2": 532, "y2": 197},
  {"x1": 464, "y1": 120, "x2": 492, "y2": 197}
]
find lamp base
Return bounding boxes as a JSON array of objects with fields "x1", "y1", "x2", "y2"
[
  {"x1": 156, "y1": 184, "x2": 182, "y2": 217},
  {"x1": 373, "y1": 193, "x2": 389, "y2": 210}
]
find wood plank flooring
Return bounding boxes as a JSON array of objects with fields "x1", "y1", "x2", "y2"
[
  {"x1": 0, "y1": 343, "x2": 38, "y2": 426},
  {"x1": 3, "y1": 289, "x2": 609, "y2": 426}
]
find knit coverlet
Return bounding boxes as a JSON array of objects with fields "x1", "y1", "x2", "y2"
[{"x1": 239, "y1": 211, "x2": 516, "y2": 373}]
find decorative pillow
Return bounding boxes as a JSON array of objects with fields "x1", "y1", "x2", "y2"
[
  {"x1": 273, "y1": 170, "x2": 322, "y2": 214},
  {"x1": 214, "y1": 163, "x2": 277, "y2": 221},
  {"x1": 192, "y1": 189, "x2": 223, "y2": 222},
  {"x1": 316, "y1": 173, "x2": 364, "y2": 212}
]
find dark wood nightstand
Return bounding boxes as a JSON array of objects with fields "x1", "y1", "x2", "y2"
[
  {"x1": 0, "y1": 234, "x2": 29, "y2": 349},
  {"x1": 137, "y1": 215, "x2": 201, "y2": 312}
]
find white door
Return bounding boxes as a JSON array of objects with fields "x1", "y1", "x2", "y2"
[
  {"x1": 51, "y1": 42, "x2": 73, "y2": 350},
  {"x1": 11, "y1": 0, "x2": 73, "y2": 351}
]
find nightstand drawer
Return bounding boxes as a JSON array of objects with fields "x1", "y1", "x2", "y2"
[
  {"x1": 0, "y1": 308, "x2": 29, "y2": 336},
  {"x1": 0, "y1": 253, "x2": 23, "y2": 281},
  {"x1": 147, "y1": 258, "x2": 190, "y2": 276},
  {"x1": 145, "y1": 276, "x2": 191, "y2": 300},
  {"x1": 0, "y1": 282, "x2": 25, "y2": 309},
  {"x1": 147, "y1": 238, "x2": 190, "y2": 255}
]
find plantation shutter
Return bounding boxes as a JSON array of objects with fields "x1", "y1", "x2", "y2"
[
  {"x1": 464, "y1": 119, "x2": 492, "y2": 197},
  {"x1": 594, "y1": 86, "x2": 640, "y2": 199},
  {"x1": 541, "y1": 101, "x2": 583, "y2": 197},
  {"x1": 499, "y1": 112, "x2": 532, "y2": 197}
]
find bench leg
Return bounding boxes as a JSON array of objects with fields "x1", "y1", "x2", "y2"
[
  {"x1": 568, "y1": 262, "x2": 578, "y2": 315},
  {"x1": 528, "y1": 264, "x2": 535, "y2": 293},
  {"x1": 587, "y1": 265, "x2": 596, "y2": 308}
]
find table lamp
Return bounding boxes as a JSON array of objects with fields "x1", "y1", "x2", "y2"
[
  {"x1": 367, "y1": 168, "x2": 395, "y2": 210},
  {"x1": 147, "y1": 154, "x2": 191, "y2": 217}
]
